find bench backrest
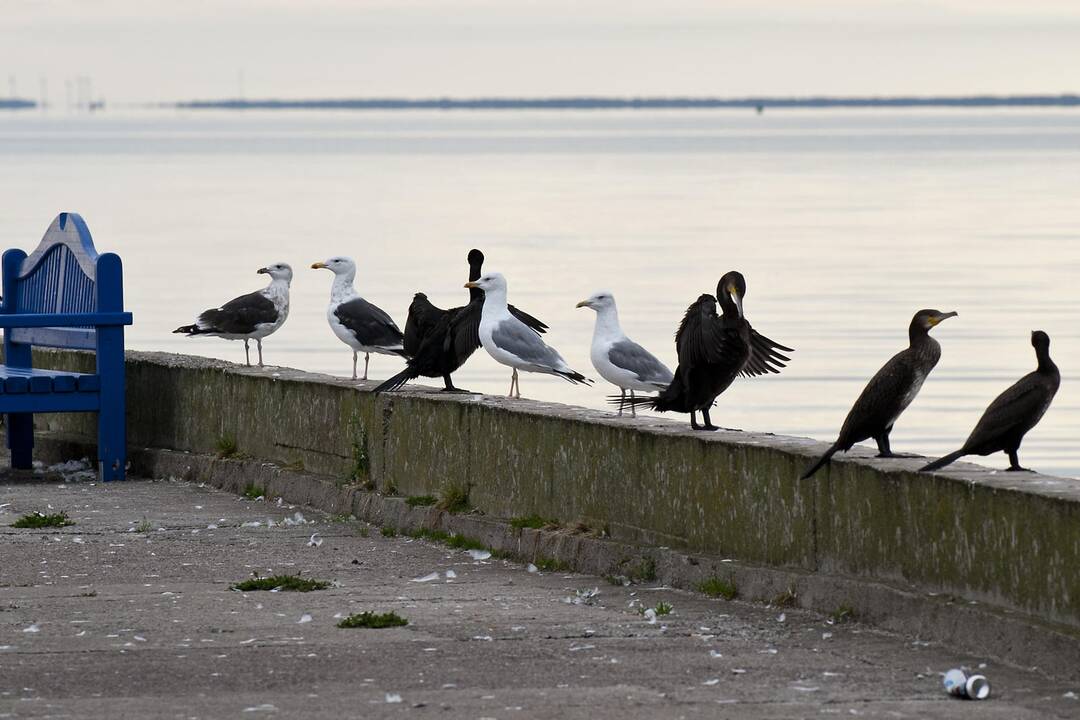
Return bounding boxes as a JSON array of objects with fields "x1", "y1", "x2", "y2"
[{"x1": 2, "y1": 212, "x2": 120, "y2": 350}]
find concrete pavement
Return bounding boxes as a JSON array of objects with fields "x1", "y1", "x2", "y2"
[{"x1": 1, "y1": 476, "x2": 1077, "y2": 719}]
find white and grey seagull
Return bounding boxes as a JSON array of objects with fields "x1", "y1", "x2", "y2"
[
  {"x1": 173, "y1": 262, "x2": 292, "y2": 367},
  {"x1": 577, "y1": 290, "x2": 673, "y2": 417},
  {"x1": 312, "y1": 256, "x2": 406, "y2": 380},
  {"x1": 465, "y1": 272, "x2": 590, "y2": 398}
]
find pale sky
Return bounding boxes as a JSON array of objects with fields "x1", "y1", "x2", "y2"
[{"x1": 2, "y1": 0, "x2": 1079, "y2": 103}]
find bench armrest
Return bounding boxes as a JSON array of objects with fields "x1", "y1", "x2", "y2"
[{"x1": 0, "y1": 312, "x2": 133, "y2": 328}]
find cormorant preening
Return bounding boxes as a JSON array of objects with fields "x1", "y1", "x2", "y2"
[
  {"x1": 373, "y1": 250, "x2": 548, "y2": 393},
  {"x1": 617, "y1": 271, "x2": 792, "y2": 430},
  {"x1": 801, "y1": 309, "x2": 958, "y2": 479},
  {"x1": 920, "y1": 331, "x2": 1059, "y2": 473}
]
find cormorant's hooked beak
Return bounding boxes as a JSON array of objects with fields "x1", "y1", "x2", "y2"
[
  {"x1": 311, "y1": 262, "x2": 327, "y2": 270},
  {"x1": 929, "y1": 311, "x2": 958, "y2": 326},
  {"x1": 464, "y1": 281, "x2": 479, "y2": 289},
  {"x1": 575, "y1": 300, "x2": 591, "y2": 309},
  {"x1": 257, "y1": 267, "x2": 269, "y2": 274},
  {"x1": 728, "y1": 286, "x2": 744, "y2": 318}
]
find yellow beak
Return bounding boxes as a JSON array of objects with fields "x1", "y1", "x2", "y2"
[
  {"x1": 311, "y1": 262, "x2": 326, "y2": 269},
  {"x1": 464, "y1": 281, "x2": 479, "y2": 288},
  {"x1": 575, "y1": 300, "x2": 589, "y2": 308}
]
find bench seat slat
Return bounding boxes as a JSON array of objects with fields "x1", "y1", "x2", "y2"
[{"x1": 0, "y1": 366, "x2": 100, "y2": 396}]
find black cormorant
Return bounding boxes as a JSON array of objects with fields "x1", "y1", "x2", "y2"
[
  {"x1": 373, "y1": 250, "x2": 547, "y2": 393},
  {"x1": 617, "y1": 271, "x2": 793, "y2": 430},
  {"x1": 920, "y1": 331, "x2": 1059, "y2": 473},
  {"x1": 801, "y1": 309, "x2": 957, "y2": 479}
]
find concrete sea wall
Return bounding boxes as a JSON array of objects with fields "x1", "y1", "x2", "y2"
[{"x1": 30, "y1": 350, "x2": 1080, "y2": 638}]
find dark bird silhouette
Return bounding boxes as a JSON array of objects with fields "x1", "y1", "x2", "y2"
[
  {"x1": 801, "y1": 309, "x2": 958, "y2": 479},
  {"x1": 616, "y1": 271, "x2": 793, "y2": 430},
  {"x1": 374, "y1": 249, "x2": 547, "y2": 393},
  {"x1": 920, "y1": 331, "x2": 1059, "y2": 473}
]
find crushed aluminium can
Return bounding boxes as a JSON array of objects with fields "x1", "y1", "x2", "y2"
[{"x1": 944, "y1": 668, "x2": 991, "y2": 700}]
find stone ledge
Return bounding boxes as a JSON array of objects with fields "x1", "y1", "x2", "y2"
[{"x1": 28, "y1": 349, "x2": 1080, "y2": 634}]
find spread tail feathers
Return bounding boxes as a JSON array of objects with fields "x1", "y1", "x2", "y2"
[
  {"x1": 919, "y1": 449, "x2": 966, "y2": 472},
  {"x1": 555, "y1": 370, "x2": 592, "y2": 385},
  {"x1": 372, "y1": 367, "x2": 419, "y2": 393},
  {"x1": 607, "y1": 394, "x2": 657, "y2": 411},
  {"x1": 801, "y1": 443, "x2": 841, "y2": 480}
]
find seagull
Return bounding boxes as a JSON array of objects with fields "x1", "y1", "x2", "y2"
[
  {"x1": 312, "y1": 256, "x2": 407, "y2": 381},
  {"x1": 374, "y1": 249, "x2": 548, "y2": 393},
  {"x1": 576, "y1": 291, "x2": 673, "y2": 417},
  {"x1": 173, "y1": 262, "x2": 292, "y2": 367},
  {"x1": 465, "y1": 272, "x2": 590, "y2": 397}
]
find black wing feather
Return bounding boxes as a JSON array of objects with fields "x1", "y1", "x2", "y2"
[
  {"x1": 403, "y1": 293, "x2": 449, "y2": 357},
  {"x1": 739, "y1": 328, "x2": 794, "y2": 378},
  {"x1": 507, "y1": 305, "x2": 548, "y2": 335},
  {"x1": 335, "y1": 297, "x2": 404, "y2": 349},
  {"x1": 196, "y1": 291, "x2": 277, "y2": 334}
]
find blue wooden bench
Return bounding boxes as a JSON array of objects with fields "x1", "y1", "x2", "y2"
[{"x1": 0, "y1": 213, "x2": 133, "y2": 480}]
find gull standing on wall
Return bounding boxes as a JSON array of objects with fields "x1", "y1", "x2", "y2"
[
  {"x1": 173, "y1": 262, "x2": 292, "y2": 367},
  {"x1": 465, "y1": 272, "x2": 590, "y2": 397},
  {"x1": 312, "y1": 256, "x2": 406, "y2": 380},
  {"x1": 577, "y1": 291, "x2": 673, "y2": 417}
]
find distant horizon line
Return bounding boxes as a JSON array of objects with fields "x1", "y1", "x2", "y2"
[
  {"x1": 170, "y1": 93, "x2": 1080, "y2": 111},
  {"x1": 4, "y1": 93, "x2": 1080, "y2": 112}
]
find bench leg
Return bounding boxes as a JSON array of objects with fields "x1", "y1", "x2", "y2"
[
  {"x1": 97, "y1": 411, "x2": 126, "y2": 481},
  {"x1": 7, "y1": 412, "x2": 34, "y2": 470}
]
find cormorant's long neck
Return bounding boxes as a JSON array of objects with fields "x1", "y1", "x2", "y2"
[
  {"x1": 908, "y1": 322, "x2": 929, "y2": 347},
  {"x1": 1036, "y1": 345, "x2": 1057, "y2": 374},
  {"x1": 330, "y1": 270, "x2": 357, "y2": 304},
  {"x1": 716, "y1": 293, "x2": 738, "y2": 320},
  {"x1": 467, "y1": 262, "x2": 483, "y2": 302},
  {"x1": 592, "y1": 305, "x2": 623, "y2": 342}
]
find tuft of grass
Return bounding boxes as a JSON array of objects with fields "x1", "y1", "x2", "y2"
[
  {"x1": 12, "y1": 511, "x2": 75, "y2": 529},
  {"x1": 329, "y1": 514, "x2": 355, "y2": 523},
  {"x1": 405, "y1": 495, "x2": 438, "y2": 508},
  {"x1": 510, "y1": 514, "x2": 558, "y2": 530},
  {"x1": 358, "y1": 527, "x2": 370, "y2": 538},
  {"x1": 627, "y1": 557, "x2": 657, "y2": 583},
  {"x1": 535, "y1": 557, "x2": 571, "y2": 573},
  {"x1": 215, "y1": 433, "x2": 239, "y2": 459},
  {"x1": 698, "y1": 576, "x2": 738, "y2": 601},
  {"x1": 773, "y1": 586, "x2": 799, "y2": 608},
  {"x1": 230, "y1": 574, "x2": 331, "y2": 592},
  {"x1": 337, "y1": 610, "x2": 408, "y2": 629},
  {"x1": 134, "y1": 519, "x2": 153, "y2": 533},
  {"x1": 405, "y1": 527, "x2": 488, "y2": 551},
  {"x1": 829, "y1": 605, "x2": 857, "y2": 624},
  {"x1": 654, "y1": 600, "x2": 674, "y2": 616},
  {"x1": 605, "y1": 574, "x2": 630, "y2": 586},
  {"x1": 380, "y1": 526, "x2": 397, "y2": 537},
  {"x1": 241, "y1": 484, "x2": 263, "y2": 500},
  {"x1": 437, "y1": 483, "x2": 471, "y2": 514}
]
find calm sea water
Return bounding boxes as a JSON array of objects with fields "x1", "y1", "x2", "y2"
[{"x1": 1, "y1": 109, "x2": 1078, "y2": 476}]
